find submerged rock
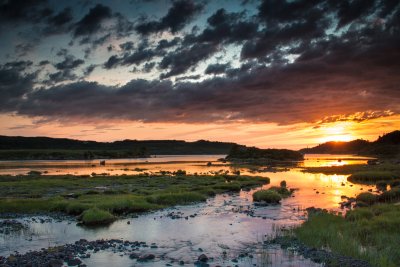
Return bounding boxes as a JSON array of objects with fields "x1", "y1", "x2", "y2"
[{"x1": 197, "y1": 254, "x2": 208, "y2": 262}]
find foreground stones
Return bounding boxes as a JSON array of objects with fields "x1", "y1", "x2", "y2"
[
  {"x1": 0, "y1": 239, "x2": 158, "y2": 267},
  {"x1": 268, "y1": 236, "x2": 372, "y2": 267},
  {"x1": 0, "y1": 220, "x2": 27, "y2": 235},
  {"x1": 0, "y1": 239, "x2": 216, "y2": 267}
]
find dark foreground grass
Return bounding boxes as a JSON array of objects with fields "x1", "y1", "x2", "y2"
[
  {"x1": 0, "y1": 173, "x2": 269, "y2": 225},
  {"x1": 348, "y1": 171, "x2": 398, "y2": 183},
  {"x1": 294, "y1": 204, "x2": 400, "y2": 267}
]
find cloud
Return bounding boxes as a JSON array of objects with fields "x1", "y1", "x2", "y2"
[
  {"x1": 73, "y1": 4, "x2": 112, "y2": 36},
  {"x1": 0, "y1": 0, "x2": 50, "y2": 24},
  {"x1": 160, "y1": 42, "x2": 219, "y2": 78},
  {"x1": 1, "y1": 0, "x2": 400, "y2": 128},
  {"x1": 195, "y1": 8, "x2": 259, "y2": 45},
  {"x1": 10, "y1": 51, "x2": 400, "y2": 125},
  {"x1": 0, "y1": 65, "x2": 36, "y2": 110},
  {"x1": 4, "y1": 60, "x2": 33, "y2": 71},
  {"x1": 205, "y1": 63, "x2": 230, "y2": 75},
  {"x1": 54, "y1": 56, "x2": 85, "y2": 70},
  {"x1": 135, "y1": 0, "x2": 203, "y2": 35},
  {"x1": 317, "y1": 111, "x2": 397, "y2": 124}
]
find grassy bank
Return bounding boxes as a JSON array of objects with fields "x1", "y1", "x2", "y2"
[
  {"x1": 294, "y1": 204, "x2": 400, "y2": 267},
  {"x1": 0, "y1": 173, "x2": 269, "y2": 225},
  {"x1": 252, "y1": 181, "x2": 293, "y2": 204},
  {"x1": 302, "y1": 163, "x2": 400, "y2": 184}
]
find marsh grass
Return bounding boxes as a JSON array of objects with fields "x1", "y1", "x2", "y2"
[
  {"x1": 302, "y1": 163, "x2": 400, "y2": 176},
  {"x1": 253, "y1": 182, "x2": 293, "y2": 203},
  {"x1": 294, "y1": 204, "x2": 400, "y2": 267},
  {"x1": 348, "y1": 171, "x2": 398, "y2": 183},
  {"x1": 355, "y1": 192, "x2": 377, "y2": 205},
  {"x1": 253, "y1": 190, "x2": 282, "y2": 203},
  {"x1": 0, "y1": 173, "x2": 270, "y2": 225},
  {"x1": 80, "y1": 207, "x2": 115, "y2": 225}
]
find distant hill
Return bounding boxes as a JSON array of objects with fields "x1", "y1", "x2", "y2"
[
  {"x1": 0, "y1": 136, "x2": 236, "y2": 160},
  {"x1": 226, "y1": 144, "x2": 304, "y2": 162},
  {"x1": 299, "y1": 130, "x2": 400, "y2": 157}
]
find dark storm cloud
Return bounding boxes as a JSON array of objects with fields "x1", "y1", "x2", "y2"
[
  {"x1": 73, "y1": 4, "x2": 112, "y2": 36},
  {"x1": 54, "y1": 56, "x2": 84, "y2": 70},
  {"x1": 335, "y1": 0, "x2": 376, "y2": 28},
  {"x1": 142, "y1": 62, "x2": 155, "y2": 72},
  {"x1": 0, "y1": 65, "x2": 36, "y2": 109},
  {"x1": 135, "y1": 0, "x2": 204, "y2": 35},
  {"x1": 160, "y1": 42, "x2": 219, "y2": 78},
  {"x1": 38, "y1": 60, "x2": 50, "y2": 66},
  {"x1": 103, "y1": 55, "x2": 119, "y2": 69},
  {"x1": 195, "y1": 8, "x2": 259, "y2": 44},
  {"x1": 0, "y1": 0, "x2": 50, "y2": 24},
  {"x1": 12, "y1": 53, "x2": 400, "y2": 124},
  {"x1": 1, "y1": 0, "x2": 400, "y2": 126},
  {"x1": 83, "y1": 64, "x2": 96, "y2": 76},
  {"x1": 47, "y1": 70, "x2": 77, "y2": 84},
  {"x1": 205, "y1": 63, "x2": 230, "y2": 75},
  {"x1": 4, "y1": 60, "x2": 33, "y2": 71},
  {"x1": 119, "y1": 41, "x2": 134, "y2": 51},
  {"x1": 47, "y1": 7, "x2": 73, "y2": 27},
  {"x1": 156, "y1": 37, "x2": 181, "y2": 51},
  {"x1": 103, "y1": 48, "x2": 158, "y2": 69}
]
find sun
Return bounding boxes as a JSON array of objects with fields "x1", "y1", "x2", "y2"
[{"x1": 319, "y1": 122, "x2": 355, "y2": 143}]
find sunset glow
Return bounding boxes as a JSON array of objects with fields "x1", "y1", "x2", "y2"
[
  {"x1": 319, "y1": 122, "x2": 355, "y2": 143},
  {"x1": 0, "y1": 0, "x2": 399, "y2": 148}
]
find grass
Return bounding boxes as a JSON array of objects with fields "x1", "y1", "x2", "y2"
[
  {"x1": 0, "y1": 173, "x2": 270, "y2": 225},
  {"x1": 302, "y1": 163, "x2": 400, "y2": 184},
  {"x1": 294, "y1": 204, "x2": 400, "y2": 267},
  {"x1": 302, "y1": 163, "x2": 400, "y2": 175},
  {"x1": 253, "y1": 190, "x2": 282, "y2": 203},
  {"x1": 253, "y1": 181, "x2": 293, "y2": 204},
  {"x1": 348, "y1": 171, "x2": 398, "y2": 183},
  {"x1": 355, "y1": 192, "x2": 377, "y2": 205},
  {"x1": 80, "y1": 207, "x2": 115, "y2": 226}
]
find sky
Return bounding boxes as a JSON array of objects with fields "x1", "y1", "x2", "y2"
[{"x1": 0, "y1": 0, "x2": 399, "y2": 149}]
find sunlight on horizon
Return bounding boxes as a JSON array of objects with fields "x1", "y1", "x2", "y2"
[{"x1": 319, "y1": 122, "x2": 356, "y2": 143}]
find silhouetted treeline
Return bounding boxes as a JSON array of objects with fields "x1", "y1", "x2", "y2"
[
  {"x1": 0, "y1": 136, "x2": 235, "y2": 159},
  {"x1": 226, "y1": 144, "x2": 304, "y2": 161},
  {"x1": 299, "y1": 130, "x2": 400, "y2": 157}
]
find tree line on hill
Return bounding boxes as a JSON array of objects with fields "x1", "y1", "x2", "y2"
[{"x1": 299, "y1": 130, "x2": 400, "y2": 157}]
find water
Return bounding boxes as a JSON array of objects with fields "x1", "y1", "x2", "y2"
[{"x1": 0, "y1": 154, "x2": 374, "y2": 266}]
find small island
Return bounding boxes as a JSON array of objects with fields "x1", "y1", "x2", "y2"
[{"x1": 225, "y1": 144, "x2": 304, "y2": 164}]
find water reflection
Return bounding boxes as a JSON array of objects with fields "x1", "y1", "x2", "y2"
[
  {"x1": 0, "y1": 154, "x2": 372, "y2": 176},
  {"x1": 0, "y1": 154, "x2": 372, "y2": 266}
]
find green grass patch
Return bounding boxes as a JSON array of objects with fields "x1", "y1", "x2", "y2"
[
  {"x1": 253, "y1": 190, "x2": 282, "y2": 203},
  {"x1": 146, "y1": 192, "x2": 206, "y2": 205},
  {"x1": 269, "y1": 186, "x2": 292, "y2": 197},
  {"x1": 294, "y1": 204, "x2": 400, "y2": 267},
  {"x1": 0, "y1": 174, "x2": 270, "y2": 225},
  {"x1": 80, "y1": 207, "x2": 115, "y2": 226},
  {"x1": 356, "y1": 192, "x2": 377, "y2": 206}
]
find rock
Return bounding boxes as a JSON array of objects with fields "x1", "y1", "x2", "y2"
[
  {"x1": 48, "y1": 259, "x2": 64, "y2": 267},
  {"x1": 66, "y1": 258, "x2": 81, "y2": 266},
  {"x1": 198, "y1": 254, "x2": 208, "y2": 262},
  {"x1": 138, "y1": 254, "x2": 155, "y2": 261},
  {"x1": 129, "y1": 253, "x2": 140, "y2": 259}
]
